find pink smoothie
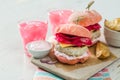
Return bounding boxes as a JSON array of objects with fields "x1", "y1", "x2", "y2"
[{"x1": 48, "y1": 10, "x2": 73, "y2": 34}]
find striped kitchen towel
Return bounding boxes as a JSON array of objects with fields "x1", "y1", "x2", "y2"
[{"x1": 33, "y1": 68, "x2": 111, "y2": 80}]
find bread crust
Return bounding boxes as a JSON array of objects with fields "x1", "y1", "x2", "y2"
[
  {"x1": 55, "y1": 50, "x2": 90, "y2": 64},
  {"x1": 68, "y1": 10, "x2": 102, "y2": 27},
  {"x1": 55, "y1": 23, "x2": 92, "y2": 38}
]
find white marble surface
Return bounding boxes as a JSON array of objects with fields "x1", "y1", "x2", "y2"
[{"x1": 0, "y1": 0, "x2": 120, "y2": 80}]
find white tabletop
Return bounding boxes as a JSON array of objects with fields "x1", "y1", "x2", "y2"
[{"x1": 0, "y1": 0, "x2": 120, "y2": 80}]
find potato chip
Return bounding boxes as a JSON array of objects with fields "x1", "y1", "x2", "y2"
[
  {"x1": 104, "y1": 18, "x2": 120, "y2": 31},
  {"x1": 96, "y1": 41, "x2": 110, "y2": 59}
]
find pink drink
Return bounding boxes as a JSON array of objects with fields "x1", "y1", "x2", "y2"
[
  {"x1": 19, "y1": 21, "x2": 48, "y2": 57},
  {"x1": 48, "y1": 10, "x2": 73, "y2": 34}
]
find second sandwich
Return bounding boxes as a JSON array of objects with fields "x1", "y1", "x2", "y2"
[{"x1": 54, "y1": 23, "x2": 92, "y2": 64}]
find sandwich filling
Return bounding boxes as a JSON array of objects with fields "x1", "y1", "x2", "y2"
[
  {"x1": 85, "y1": 23, "x2": 101, "y2": 31},
  {"x1": 54, "y1": 44, "x2": 89, "y2": 60},
  {"x1": 55, "y1": 44, "x2": 88, "y2": 56},
  {"x1": 54, "y1": 50, "x2": 89, "y2": 60},
  {"x1": 55, "y1": 33, "x2": 92, "y2": 47}
]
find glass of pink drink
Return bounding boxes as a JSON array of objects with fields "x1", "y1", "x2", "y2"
[
  {"x1": 19, "y1": 21, "x2": 48, "y2": 57},
  {"x1": 48, "y1": 10, "x2": 73, "y2": 34}
]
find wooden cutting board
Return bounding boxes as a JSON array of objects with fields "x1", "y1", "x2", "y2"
[{"x1": 31, "y1": 45, "x2": 118, "y2": 80}]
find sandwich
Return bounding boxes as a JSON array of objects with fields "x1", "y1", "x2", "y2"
[
  {"x1": 68, "y1": 1, "x2": 102, "y2": 45},
  {"x1": 54, "y1": 23, "x2": 92, "y2": 64}
]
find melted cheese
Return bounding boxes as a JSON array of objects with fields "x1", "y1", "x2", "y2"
[{"x1": 59, "y1": 43, "x2": 74, "y2": 48}]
